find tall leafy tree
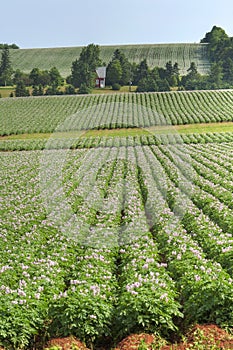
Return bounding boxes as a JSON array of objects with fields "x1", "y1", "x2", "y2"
[
  {"x1": 115, "y1": 49, "x2": 132, "y2": 85},
  {"x1": 49, "y1": 67, "x2": 63, "y2": 87},
  {"x1": 201, "y1": 26, "x2": 229, "y2": 63},
  {"x1": 187, "y1": 62, "x2": 198, "y2": 79},
  {"x1": 222, "y1": 57, "x2": 233, "y2": 85},
  {"x1": 13, "y1": 69, "x2": 31, "y2": 86},
  {"x1": 70, "y1": 44, "x2": 102, "y2": 88},
  {"x1": 134, "y1": 59, "x2": 149, "y2": 85},
  {"x1": 29, "y1": 68, "x2": 41, "y2": 86},
  {"x1": 136, "y1": 74, "x2": 158, "y2": 92},
  {"x1": 201, "y1": 25, "x2": 228, "y2": 44},
  {"x1": 29, "y1": 68, "x2": 51, "y2": 87},
  {"x1": 0, "y1": 47, "x2": 13, "y2": 86},
  {"x1": 106, "y1": 59, "x2": 122, "y2": 86},
  {"x1": 15, "y1": 81, "x2": 30, "y2": 97},
  {"x1": 208, "y1": 62, "x2": 223, "y2": 88},
  {"x1": 181, "y1": 62, "x2": 202, "y2": 90},
  {"x1": 106, "y1": 49, "x2": 132, "y2": 86},
  {"x1": 165, "y1": 61, "x2": 173, "y2": 78},
  {"x1": 165, "y1": 61, "x2": 180, "y2": 86}
]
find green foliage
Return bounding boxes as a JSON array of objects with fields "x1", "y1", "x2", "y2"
[
  {"x1": 106, "y1": 59, "x2": 122, "y2": 86},
  {"x1": 70, "y1": 44, "x2": 102, "y2": 88},
  {"x1": 106, "y1": 49, "x2": 132, "y2": 87},
  {"x1": 32, "y1": 84, "x2": 44, "y2": 96},
  {"x1": 201, "y1": 26, "x2": 233, "y2": 87},
  {"x1": 15, "y1": 81, "x2": 30, "y2": 97},
  {"x1": 1, "y1": 95, "x2": 233, "y2": 346},
  {"x1": 112, "y1": 83, "x2": 121, "y2": 90},
  {"x1": 201, "y1": 25, "x2": 228, "y2": 59},
  {"x1": 49, "y1": 66, "x2": 64, "y2": 87},
  {"x1": 29, "y1": 67, "x2": 51, "y2": 87},
  {"x1": 78, "y1": 83, "x2": 91, "y2": 94},
  {"x1": 45, "y1": 86, "x2": 63, "y2": 95},
  {"x1": 0, "y1": 47, "x2": 13, "y2": 86},
  {"x1": 134, "y1": 59, "x2": 149, "y2": 85},
  {"x1": 0, "y1": 43, "x2": 19, "y2": 49},
  {"x1": 181, "y1": 62, "x2": 203, "y2": 90},
  {"x1": 13, "y1": 69, "x2": 31, "y2": 86},
  {"x1": 136, "y1": 75, "x2": 158, "y2": 92},
  {"x1": 65, "y1": 84, "x2": 76, "y2": 95},
  {"x1": 1, "y1": 90, "x2": 233, "y2": 136},
  {"x1": 6, "y1": 43, "x2": 210, "y2": 77}
]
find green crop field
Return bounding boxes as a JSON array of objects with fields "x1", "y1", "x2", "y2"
[
  {"x1": 0, "y1": 90, "x2": 233, "y2": 137},
  {"x1": 6, "y1": 43, "x2": 210, "y2": 77},
  {"x1": 1, "y1": 89, "x2": 233, "y2": 349}
]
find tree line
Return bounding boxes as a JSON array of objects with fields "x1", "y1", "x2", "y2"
[
  {"x1": 200, "y1": 25, "x2": 233, "y2": 88},
  {"x1": 1, "y1": 26, "x2": 233, "y2": 97},
  {"x1": 67, "y1": 44, "x2": 203, "y2": 92},
  {"x1": 0, "y1": 43, "x2": 19, "y2": 50}
]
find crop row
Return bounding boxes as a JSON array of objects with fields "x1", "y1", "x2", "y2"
[
  {"x1": 7, "y1": 43, "x2": 210, "y2": 77},
  {"x1": 1, "y1": 132, "x2": 233, "y2": 152},
  {"x1": 1, "y1": 90, "x2": 233, "y2": 136},
  {"x1": 1, "y1": 142, "x2": 233, "y2": 348}
]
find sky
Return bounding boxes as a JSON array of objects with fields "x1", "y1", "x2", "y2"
[{"x1": 1, "y1": 0, "x2": 233, "y2": 49}]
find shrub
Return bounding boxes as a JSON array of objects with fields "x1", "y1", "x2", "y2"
[{"x1": 112, "y1": 83, "x2": 121, "y2": 91}]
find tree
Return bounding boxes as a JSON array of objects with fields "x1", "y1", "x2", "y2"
[
  {"x1": 158, "y1": 79, "x2": 170, "y2": 92},
  {"x1": 0, "y1": 43, "x2": 19, "y2": 49},
  {"x1": 164, "y1": 61, "x2": 180, "y2": 86},
  {"x1": 78, "y1": 83, "x2": 91, "y2": 94},
  {"x1": 29, "y1": 68, "x2": 51, "y2": 87},
  {"x1": 208, "y1": 62, "x2": 223, "y2": 88},
  {"x1": 201, "y1": 26, "x2": 229, "y2": 61},
  {"x1": 65, "y1": 85, "x2": 76, "y2": 95},
  {"x1": 187, "y1": 62, "x2": 198, "y2": 79},
  {"x1": 201, "y1": 25, "x2": 228, "y2": 44},
  {"x1": 15, "y1": 81, "x2": 30, "y2": 97},
  {"x1": 136, "y1": 75, "x2": 158, "y2": 92},
  {"x1": 49, "y1": 67, "x2": 63, "y2": 88},
  {"x1": 181, "y1": 62, "x2": 202, "y2": 90},
  {"x1": 0, "y1": 47, "x2": 13, "y2": 86},
  {"x1": 165, "y1": 61, "x2": 173, "y2": 78},
  {"x1": 134, "y1": 59, "x2": 149, "y2": 85},
  {"x1": 29, "y1": 68, "x2": 41, "y2": 86},
  {"x1": 70, "y1": 44, "x2": 102, "y2": 88},
  {"x1": 106, "y1": 49, "x2": 132, "y2": 87},
  {"x1": 222, "y1": 57, "x2": 233, "y2": 85},
  {"x1": 13, "y1": 69, "x2": 31, "y2": 86},
  {"x1": 32, "y1": 84, "x2": 44, "y2": 96},
  {"x1": 112, "y1": 49, "x2": 131, "y2": 85},
  {"x1": 106, "y1": 59, "x2": 122, "y2": 86},
  {"x1": 173, "y1": 62, "x2": 179, "y2": 77}
]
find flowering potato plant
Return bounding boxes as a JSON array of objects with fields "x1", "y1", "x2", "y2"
[{"x1": 0, "y1": 135, "x2": 233, "y2": 349}]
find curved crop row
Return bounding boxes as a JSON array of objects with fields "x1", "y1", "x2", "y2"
[
  {"x1": 1, "y1": 90, "x2": 233, "y2": 136},
  {"x1": 7, "y1": 43, "x2": 210, "y2": 77}
]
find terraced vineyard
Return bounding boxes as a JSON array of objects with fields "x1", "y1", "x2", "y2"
[
  {"x1": 1, "y1": 90, "x2": 233, "y2": 349},
  {"x1": 6, "y1": 43, "x2": 210, "y2": 76}
]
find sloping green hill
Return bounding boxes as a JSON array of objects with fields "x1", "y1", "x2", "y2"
[
  {"x1": 1, "y1": 89, "x2": 232, "y2": 136},
  {"x1": 7, "y1": 43, "x2": 210, "y2": 77}
]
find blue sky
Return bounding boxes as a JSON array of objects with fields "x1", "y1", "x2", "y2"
[{"x1": 2, "y1": 0, "x2": 233, "y2": 48}]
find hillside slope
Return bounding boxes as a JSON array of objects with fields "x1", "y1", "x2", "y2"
[
  {"x1": 7, "y1": 43, "x2": 210, "y2": 77},
  {"x1": 0, "y1": 89, "x2": 232, "y2": 136}
]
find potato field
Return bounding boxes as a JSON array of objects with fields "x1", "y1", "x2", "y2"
[{"x1": 0, "y1": 90, "x2": 233, "y2": 349}]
